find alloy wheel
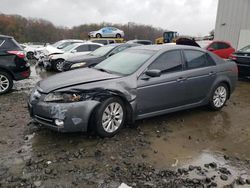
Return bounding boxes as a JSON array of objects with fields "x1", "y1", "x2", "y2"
[
  {"x1": 0, "y1": 74, "x2": 10, "y2": 93},
  {"x1": 56, "y1": 61, "x2": 64, "y2": 72},
  {"x1": 102, "y1": 102, "x2": 124, "y2": 133},
  {"x1": 213, "y1": 86, "x2": 227, "y2": 108}
]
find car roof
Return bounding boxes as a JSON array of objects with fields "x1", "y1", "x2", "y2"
[{"x1": 130, "y1": 44, "x2": 206, "y2": 52}]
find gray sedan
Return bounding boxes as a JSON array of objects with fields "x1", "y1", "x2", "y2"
[{"x1": 28, "y1": 45, "x2": 237, "y2": 137}]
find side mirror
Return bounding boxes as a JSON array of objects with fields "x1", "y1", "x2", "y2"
[
  {"x1": 145, "y1": 69, "x2": 161, "y2": 77},
  {"x1": 71, "y1": 50, "x2": 77, "y2": 53},
  {"x1": 208, "y1": 48, "x2": 215, "y2": 51}
]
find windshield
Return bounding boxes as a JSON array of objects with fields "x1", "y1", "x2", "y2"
[
  {"x1": 51, "y1": 41, "x2": 64, "y2": 48},
  {"x1": 240, "y1": 45, "x2": 250, "y2": 52},
  {"x1": 62, "y1": 43, "x2": 79, "y2": 52},
  {"x1": 95, "y1": 50, "x2": 154, "y2": 75},
  {"x1": 90, "y1": 45, "x2": 115, "y2": 56}
]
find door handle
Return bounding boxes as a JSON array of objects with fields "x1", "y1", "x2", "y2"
[{"x1": 177, "y1": 77, "x2": 187, "y2": 82}]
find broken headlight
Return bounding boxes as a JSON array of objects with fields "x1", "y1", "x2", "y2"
[
  {"x1": 44, "y1": 92, "x2": 83, "y2": 102},
  {"x1": 71, "y1": 62, "x2": 86, "y2": 69}
]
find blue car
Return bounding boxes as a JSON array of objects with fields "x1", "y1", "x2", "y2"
[{"x1": 88, "y1": 27, "x2": 124, "y2": 38}]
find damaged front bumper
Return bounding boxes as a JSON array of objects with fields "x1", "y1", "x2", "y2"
[{"x1": 28, "y1": 92, "x2": 100, "y2": 132}]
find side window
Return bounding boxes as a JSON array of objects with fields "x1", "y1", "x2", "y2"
[
  {"x1": 149, "y1": 50, "x2": 183, "y2": 73},
  {"x1": 184, "y1": 50, "x2": 208, "y2": 69},
  {"x1": 75, "y1": 45, "x2": 89, "y2": 52},
  {"x1": 206, "y1": 53, "x2": 216, "y2": 66},
  {"x1": 89, "y1": 44, "x2": 101, "y2": 51}
]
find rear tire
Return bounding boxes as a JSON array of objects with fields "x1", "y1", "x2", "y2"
[
  {"x1": 209, "y1": 83, "x2": 228, "y2": 111},
  {"x1": 0, "y1": 71, "x2": 13, "y2": 95},
  {"x1": 96, "y1": 33, "x2": 102, "y2": 38},
  {"x1": 93, "y1": 97, "x2": 126, "y2": 137}
]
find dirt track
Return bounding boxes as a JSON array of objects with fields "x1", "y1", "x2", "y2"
[{"x1": 0, "y1": 65, "x2": 250, "y2": 187}]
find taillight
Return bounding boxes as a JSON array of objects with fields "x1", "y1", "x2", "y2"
[{"x1": 7, "y1": 50, "x2": 25, "y2": 59}]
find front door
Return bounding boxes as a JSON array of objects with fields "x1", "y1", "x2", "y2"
[{"x1": 136, "y1": 50, "x2": 187, "y2": 116}]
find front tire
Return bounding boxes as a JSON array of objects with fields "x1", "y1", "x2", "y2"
[
  {"x1": 96, "y1": 33, "x2": 102, "y2": 38},
  {"x1": 53, "y1": 59, "x2": 64, "y2": 72},
  {"x1": 0, "y1": 71, "x2": 13, "y2": 95},
  {"x1": 209, "y1": 83, "x2": 228, "y2": 110},
  {"x1": 93, "y1": 97, "x2": 126, "y2": 137}
]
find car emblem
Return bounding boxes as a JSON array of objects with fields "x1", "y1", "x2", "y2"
[{"x1": 244, "y1": 54, "x2": 248, "y2": 57}]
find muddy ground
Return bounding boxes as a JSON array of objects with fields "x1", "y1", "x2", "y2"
[{"x1": 0, "y1": 64, "x2": 250, "y2": 188}]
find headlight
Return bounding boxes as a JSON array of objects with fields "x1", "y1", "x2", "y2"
[
  {"x1": 71, "y1": 62, "x2": 86, "y2": 69},
  {"x1": 44, "y1": 92, "x2": 82, "y2": 102}
]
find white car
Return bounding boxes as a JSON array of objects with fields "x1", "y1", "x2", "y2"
[
  {"x1": 45, "y1": 42, "x2": 103, "y2": 71},
  {"x1": 88, "y1": 27, "x2": 124, "y2": 38},
  {"x1": 35, "y1": 39, "x2": 85, "y2": 60}
]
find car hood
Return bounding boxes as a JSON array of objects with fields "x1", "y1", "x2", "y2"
[
  {"x1": 37, "y1": 68, "x2": 121, "y2": 93},
  {"x1": 67, "y1": 54, "x2": 101, "y2": 63}
]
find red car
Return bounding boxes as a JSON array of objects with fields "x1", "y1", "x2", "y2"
[{"x1": 197, "y1": 40, "x2": 235, "y2": 59}]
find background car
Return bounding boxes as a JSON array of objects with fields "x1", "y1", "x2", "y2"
[
  {"x1": 0, "y1": 35, "x2": 30, "y2": 94},
  {"x1": 229, "y1": 44, "x2": 250, "y2": 77},
  {"x1": 45, "y1": 42, "x2": 103, "y2": 71},
  {"x1": 28, "y1": 45, "x2": 237, "y2": 137},
  {"x1": 127, "y1": 39, "x2": 153, "y2": 45},
  {"x1": 21, "y1": 43, "x2": 45, "y2": 60},
  {"x1": 34, "y1": 39, "x2": 85, "y2": 60},
  {"x1": 62, "y1": 43, "x2": 140, "y2": 71},
  {"x1": 90, "y1": 39, "x2": 117, "y2": 45},
  {"x1": 197, "y1": 40, "x2": 235, "y2": 59},
  {"x1": 88, "y1": 27, "x2": 124, "y2": 38}
]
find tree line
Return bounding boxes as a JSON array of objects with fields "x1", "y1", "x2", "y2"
[{"x1": 0, "y1": 14, "x2": 165, "y2": 43}]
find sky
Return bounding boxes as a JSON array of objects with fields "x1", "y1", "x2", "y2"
[{"x1": 0, "y1": 0, "x2": 218, "y2": 36}]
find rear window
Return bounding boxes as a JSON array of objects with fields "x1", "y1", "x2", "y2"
[
  {"x1": 210, "y1": 42, "x2": 230, "y2": 50},
  {"x1": 0, "y1": 38, "x2": 21, "y2": 50}
]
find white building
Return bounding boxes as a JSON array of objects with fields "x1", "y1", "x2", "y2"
[{"x1": 214, "y1": 0, "x2": 250, "y2": 49}]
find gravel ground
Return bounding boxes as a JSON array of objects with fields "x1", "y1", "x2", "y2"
[{"x1": 0, "y1": 65, "x2": 250, "y2": 187}]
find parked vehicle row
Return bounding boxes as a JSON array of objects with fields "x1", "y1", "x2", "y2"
[
  {"x1": 28, "y1": 45, "x2": 238, "y2": 137},
  {"x1": 43, "y1": 42, "x2": 103, "y2": 71},
  {"x1": 61, "y1": 43, "x2": 140, "y2": 71}
]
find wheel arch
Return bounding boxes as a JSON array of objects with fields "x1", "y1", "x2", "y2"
[
  {"x1": 0, "y1": 67, "x2": 14, "y2": 79},
  {"x1": 87, "y1": 89, "x2": 134, "y2": 132}
]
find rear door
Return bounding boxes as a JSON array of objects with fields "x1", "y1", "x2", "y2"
[
  {"x1": 137, "y1": 50, "x2": 187, "y2": 115},
  {"x1": 182, "y1": 50, "x2": 217, "y2": 104}
]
